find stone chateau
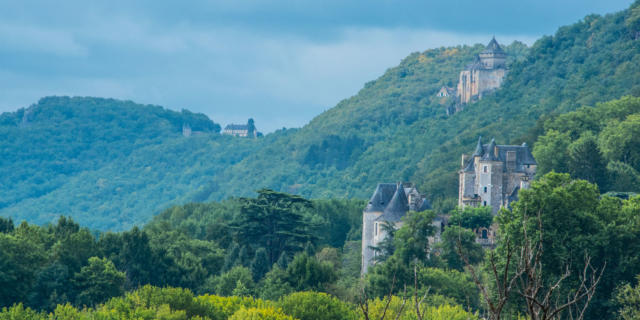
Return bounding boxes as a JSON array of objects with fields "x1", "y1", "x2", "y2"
[
  {"x1": 458, "y1": 137, "x2": 537, "y2": 214},
  {"x1": 440, "y1": 37, "x2": 509, "y2": 114},
  {"x1": 361, "y1": 138, "x2": 537, "y2": 273},
  {"x1": 361, "y1": 183, "x2": 434, "y2": 274}
]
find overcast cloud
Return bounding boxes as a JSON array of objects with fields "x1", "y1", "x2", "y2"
[{"x1": 0, "y1": 0, "x2": 634, "y2": 132}]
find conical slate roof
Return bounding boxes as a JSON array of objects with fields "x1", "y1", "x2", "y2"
[
  {"x1": 376, "y1": 183, "x2": 410, "y2": 222},
  {"x1": 464, "y1": 158, "x2": 475, "y2": 172},
  {"x1": 481, "y1": 37, "x2": 505, "y2": 54},
  {"x1": 364, "y1": 183, "x2": 397, "y2": 213},
  {"x1": 472, "y1": 136, "x2": 484, "y2": 157},
  {"x1": 482, "y1": 138, "x2": 498, "y2": 161}
]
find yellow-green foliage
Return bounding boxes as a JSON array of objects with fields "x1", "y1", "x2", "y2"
[
  {"x1": 0, "y1": 304, "x2": 44, "y2": 320},
  {"x1": 229, "y1": 307, "x2": 295, "y2": 320},
  {"x1": 196, "y1": 294, "x2": 272, "y2": 320},
  {"x1": 360, "y1": 297, "x2": 477, "y2": 320},
  {"x1": 278, "y1": 292, "x2": 358, "y2": 320},
  {"x1": 0, "y1": 287, "x2": 476, "y2": 320}
]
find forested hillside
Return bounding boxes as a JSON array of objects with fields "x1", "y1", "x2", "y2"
[
  {"x1": 0, "y1": 97, "x2": 258, "y2": 230},
  {"x1": 201, "y1": 3, "x2": 640, "y2": 210},
  {"x1": 3, "y1": 2, "x2": 640, "y2": 230}
]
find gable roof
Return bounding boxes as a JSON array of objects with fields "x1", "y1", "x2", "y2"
[{"x1": 224, "y1": 124, "x2": 249, "y2": 131}]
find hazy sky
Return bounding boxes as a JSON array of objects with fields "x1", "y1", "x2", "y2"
[{"x1": 0, "y1": 1, "x2": 634, "y2": 132}]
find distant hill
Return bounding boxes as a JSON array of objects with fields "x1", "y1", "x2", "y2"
[
  {"x1": 0, "y1": 97, "x2": 257, "y2": 230},
  {"x1": 2, "y1": 2, "x2": 640, "y2": 230}
]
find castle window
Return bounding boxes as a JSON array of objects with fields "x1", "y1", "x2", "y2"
[
  {"x1": 375, "y1": 223, "x2": 378, "y2": 236},
  {"x1": 483, "y1": 166, "x2": 488, "y2": 173},
  {"x1": 483, "y1": 201, "x2": 487, "y2": 206},
  {"x1": 484, "y1": 186, "x2": 487, "y2": 193},
  {"x1": 527, "y1": 164, "x2": 530, "y2": 168},
  {"x1": 482, "y1": 229, "x2": 488, "y2": 239}
]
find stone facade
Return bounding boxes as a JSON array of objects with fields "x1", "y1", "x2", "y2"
[
  {"x1": 456, "y1": 38, "x2": 508, "y2": 106},
  {"x1": 458, "y1": 137, "x2": 537, "y2": 214},
  {"x1": 361, "y1": 182, "x2": 433, "y2": 274},
  {"x1": 223, "y1": 123, "x2": 257, "y2": 138}
]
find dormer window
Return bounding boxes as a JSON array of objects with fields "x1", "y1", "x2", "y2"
[{"x1": 483, "y1": 165, "x2": 488, "y2": 173}]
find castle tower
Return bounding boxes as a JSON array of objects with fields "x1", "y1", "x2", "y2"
[
  {"x1": 458, "y1": 137, "x2": 537, "y2": 214},
  {"x1": 361, "y1": 182, "x2": 432, "y2": 274},
  {"x1": 456, "y1": 38, "x2": 509, "y2": 106},
  {"x1": 478, "y1": 37, "x2": 507, "y2": 69}
]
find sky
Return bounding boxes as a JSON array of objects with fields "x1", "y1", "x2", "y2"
[{"x1": 0, "y1": 1, "x2": 635, "y2": 132}]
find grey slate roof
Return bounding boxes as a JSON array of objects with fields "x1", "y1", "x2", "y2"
[
  {"x1": 481, "y1": 37, "x2": 506, "y2": 55},
  {"x1": 417, "y1": 198, "x2": 432, "y2": 212},
  {"x1": 472, "y1": 136, "x2": 484, "y2": 157},
  {"x1": 471, "y1": 136, "x2": 537, "y2": 168},
  {"x1": 482, "y1": 138, "x2": 498, "y2": 161},
  {"x1": 364, "y1": 183, "x2": 397, "y2": 213},
  {"x1": 376, "y1": 184, "x2": 410, "y2": 222},
  {"x1": 224, "y1": 124, "x2": 249, "y2": 130}
]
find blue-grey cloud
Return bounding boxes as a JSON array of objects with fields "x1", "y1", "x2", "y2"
[{"x1": 0, "y1": 0, "x2": 634, "y2": 132}]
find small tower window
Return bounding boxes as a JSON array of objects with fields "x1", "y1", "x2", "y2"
[
  {"x1": 483, "y1": 201, "x2": 487, "y2": 206},
  {"x1": 482, "y1": 229, "x2": 488, "y2": 239},
  {"x1": 375, "y1": 223, "x2": 378, "y2": 236},
  {"x1": 483, "y1": 165, "x2": 488, "y2": 173},
  {"x1": 484, "y1": 186, "x2": 487, "y2": 193}
]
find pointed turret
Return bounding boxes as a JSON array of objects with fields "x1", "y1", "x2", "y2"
[
  {"x1": 482, "y1": 37, "x2": 505, "y2": 54},
  {"x1": 483, "y1": 138, "x2": 498, "y2": 161},
  {"x1": 472, "y1": 136, "x2": 484, "y2": 157},
  {"x1": 364, "y1": 183, "x2": 397, "y2": 213},
  {"x1": 377, "y1": 183, "x2": 409, "y2": 222}
]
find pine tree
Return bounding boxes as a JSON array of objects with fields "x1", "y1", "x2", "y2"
[{"x1": 250, "y1": 248, "x2": 270, "y2": 281}]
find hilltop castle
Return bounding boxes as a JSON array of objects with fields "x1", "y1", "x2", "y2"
[
  {"x1": 459, "y1": 137, "x2": 537, "y2": 214},
  {"x1": 440, "y1": 38, "x2": 509, "y2": 114},
  {"x1": 456, "y1": 37, "x2": 508, "y2": 105},
  {"x1": 361, "y1": 183, "x2": 434, "y2": 274}
]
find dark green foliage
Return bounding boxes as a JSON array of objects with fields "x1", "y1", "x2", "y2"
[
  {"x1": 250, "y1": 248, "x2": 270, "y2": 282},
  {"x1": 496, "y1": 172, "x2": 640, "y2": 319},
  {"x1": 617, "y1": 274, "x2": 640, "y2": 319},
  {"x1": 0, "y1": 217, "x2": 13, "y2": 233},
  {"x1": 302, "y1": 135, "x2": 367, "y2": 170},
  {"x1": 448, "y1": 206, "x2": 493, "y2": 230},
  {"x1": 393, "y1": 210, "x2": 437, "y2": 264},
  {"x1": 208, "y1": 266, "x2": 255, "y2": 297},
  {"x1": 437, "y1": 226, "x2": 483, "y2": 271},
  {"x1": 533, "y1": 96, "x2": 640, "y2": 192},
  {"x1": 0, "y1": 233, "x2": 46, "y2": 307},
  {"x1": 73, "y1": 257, "x2": 125, "y2": 307},
  {"x1": 285, "y1": 253, "x2": 336, "y2": 292},
  {"x1": 365, "y1": 211, "x2": 437, "y2": 297},
  {"x1": 233, "y1": 189, "x2": 314, "y2": 265},
  {"x1": 370, "y1": 221, "x2": 397, "y2": 263}
]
